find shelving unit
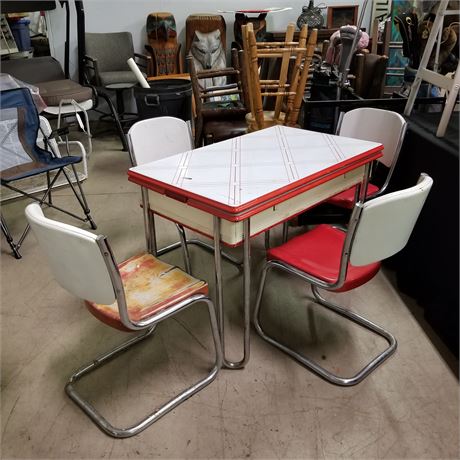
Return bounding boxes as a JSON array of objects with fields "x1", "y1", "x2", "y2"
[{"x1": 0, "y1": 14, "x2": 18, "y2": 55}]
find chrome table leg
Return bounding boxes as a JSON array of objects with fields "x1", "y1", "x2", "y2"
[{"x1": 213, "y1": 216, "x2": 250, "y2": 369}]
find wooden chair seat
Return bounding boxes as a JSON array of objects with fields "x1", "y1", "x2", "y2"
[{"x1": 86, "y1": 252, "x2": 208, "y2": 331}]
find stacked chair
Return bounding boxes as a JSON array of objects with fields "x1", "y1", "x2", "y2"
[
  {"x1": 240, "y1": 22, "x2": 318, "y2": 131},
  {"x1": 187, "y1": 51, "x2": 248, "y2": 147}
]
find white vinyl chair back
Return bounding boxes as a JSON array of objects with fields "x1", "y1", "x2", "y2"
[
  {"x1": 25, "y1": 203, "x2": 116, "y2": 305},
  {"x1": 127, "y1": 116, "x2": 193, "y2": 166},
  {"x1": 349, "y1": 174, "x2": 433, "y2": 266},
  {"x1": 338, "y1": 108, "x2": 407, "y2": 169}
]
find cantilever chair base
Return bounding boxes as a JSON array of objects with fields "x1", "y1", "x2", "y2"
[
  {"x1": 25, "y1": 204, "x2": 223, "y2": 438},
  {"x1": 65, "y1": 296, "x2": 221, "y2": 439},
  {"x1": 254, "y1": 261, "x2": 397, "y2": 386}
]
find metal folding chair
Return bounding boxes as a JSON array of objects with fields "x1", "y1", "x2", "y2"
[{"x1": 0, "y1": 87, "x2": 96, "y2": 258}]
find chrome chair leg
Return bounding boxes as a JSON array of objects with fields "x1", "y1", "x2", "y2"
[
  {"x1": 65, "y1": 297, "x2": 222, "y2": 438},
  {"x1": 253, "y1": 260, "x2": 397, "y2": 386},
  {"x1": 264, "y1": 222, "x2": 288, "y2": 251},
  {"x1": 264, "y1": 230, "x2": 270, "y2": 250},
  {"x1": 282, "y1": 222, "x2": 289, "y2": 243},
  {"x1": 176, "y1": 223, "x2": 192, "y2": 274}
]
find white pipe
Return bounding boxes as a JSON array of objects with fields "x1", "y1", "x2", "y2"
[{"x1": 127, "y1": 58, "x2": 150, "y2": 88}]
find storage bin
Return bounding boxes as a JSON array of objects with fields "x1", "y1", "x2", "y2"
[{"x1": 134, "y1": 79, "x2": 192, "y2": 122}]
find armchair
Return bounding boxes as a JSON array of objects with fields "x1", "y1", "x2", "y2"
[{"x1": 84, "y1": 32, "x2": 151, "y2": 148}]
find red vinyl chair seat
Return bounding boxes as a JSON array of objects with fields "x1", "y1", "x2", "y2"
[
  {"x1": 86, "y1": 253, "x2": 208, "y2": 331},
  {"x1": 327, "y1": 183, "x2": 380, "y2": 209},
  {"x1": 267, "y1": 224, "x2": 380, "y2": 292}
]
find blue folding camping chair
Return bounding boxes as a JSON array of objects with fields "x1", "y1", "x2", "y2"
[{"x1": 1, "y1": 87, "x2": 96, "y2": 259}]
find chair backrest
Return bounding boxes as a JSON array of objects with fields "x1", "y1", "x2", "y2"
[
  {"x1": 25, "y1": 203, "x2": 116, "y2": 305},
  {"x1": 349, "y1": 174, "x2": 433, "y2": 266},
  {"x1": 187, "y1": 56, "x2": 246, "y2": 111},
  {"x1": 241, "y1": 22, "x2": 317, "y2": 131},
  {"x1": 0, "y1": 88, "x2": 53, "y2": 177},
  {"x1": 1, "y1": 56, "x2": 65, "y2": 84},
  {"x1": 127, "y1": 116, "x2": 193, "y2": 166},
  {"x1": 187, "y1": 52, "x2": 248, "y2": 146},
  {"x1": 85, "y1": 32, "x2": 134, "y2": 72},
  {"x1": 338, "y1": 107, "x2": 407, "y2": 169},
  {"x1": 353, "y1": 52, "x2": 389, "y2": 99}
]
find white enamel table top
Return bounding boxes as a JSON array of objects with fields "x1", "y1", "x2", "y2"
[
  {"x1": 129, "y1": 126, "x2": 382, "y2": 245},
  {"x1": 129, "y1": 125, "x2": 382, "y2": 220}
]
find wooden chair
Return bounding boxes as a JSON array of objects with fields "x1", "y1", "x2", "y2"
[
  {"x1": 187, "y1": 52, "x2": 248, "y2": 147},
  {"x1": 241, "y1": 22, "x2": 318, "y2": 131},
  {"x1": 352, "y1": 51, "x2": 389, "y2": 99}
]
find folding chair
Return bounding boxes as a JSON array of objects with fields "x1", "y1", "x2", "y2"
[{"x1": 0, "y1": 88, "x2": 96, "y2": 259}]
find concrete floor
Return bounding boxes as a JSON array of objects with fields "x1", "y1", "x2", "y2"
[{"x1": 1, "y1": 129, "x2": 459, "y2": 459}]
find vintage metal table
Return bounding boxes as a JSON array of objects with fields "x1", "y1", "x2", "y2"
[{"x1": 128, "y1": 125, "x2": 382, "y2": 369}]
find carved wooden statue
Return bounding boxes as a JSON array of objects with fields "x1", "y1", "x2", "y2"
[
  {"x1": 186, "y1": 14, "x2": 227, "y2": 88},
  {"x1": 145, "y1": 12, "x2": 183, "y2": 76},
  {"x1": 233, "y1": 12, "x2": 267, "y2": 49}
]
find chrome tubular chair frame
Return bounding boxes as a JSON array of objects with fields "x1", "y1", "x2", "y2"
[
  {"x1": 254, "y1": 173, "x2": 433, "y2": 385},
  {"x1": 254, "y1": 200, "x2": 397, "y2": 386},
  {"x1": 334, "y1": 109, "x2": 408, "y2": 200},
  {"x1": 253, "y1": 258, "x2": 397, "y2": 386},
  {"x1": 64, "y1": 236, "x2": 223, "y2": 438},
  {"x1": 140, "y1": 186, "x2": 242, "y2": 274}
]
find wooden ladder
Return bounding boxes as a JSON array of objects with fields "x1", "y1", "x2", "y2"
[{"x1": 404, "y1": 0, "x2": 460, "y2": 137}]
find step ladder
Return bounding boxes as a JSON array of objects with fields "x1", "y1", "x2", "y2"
[{"x1": 404, "y1": 1, "x2": 460, "y2": 137}]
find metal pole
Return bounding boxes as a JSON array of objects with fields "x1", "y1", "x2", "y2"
[{"x1": 74, "y1": 0, "x2": 86, "y2": 85}]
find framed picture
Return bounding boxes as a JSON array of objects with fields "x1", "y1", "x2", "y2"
[{"x1": 327, "y1": 5, "x2": 359, "y2": 28}]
